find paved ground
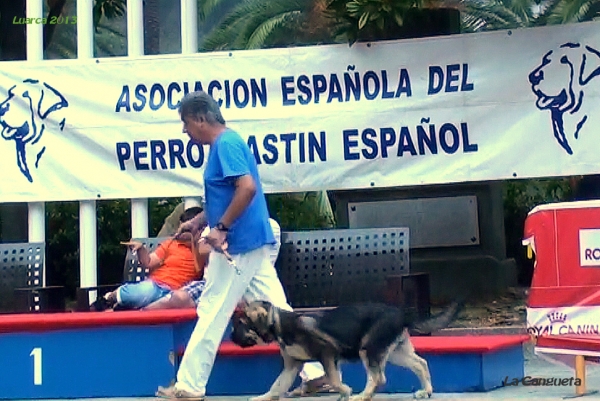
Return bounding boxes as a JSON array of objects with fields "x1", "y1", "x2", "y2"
[{"x1": 24, "y1": 342, "x2": 600, "y2": 401}]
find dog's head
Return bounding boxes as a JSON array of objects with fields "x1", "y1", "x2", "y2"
[
  {"x1": 0, "y1": 79, "x2": 68, "y2": 142},
  {"x1": 528, "y1": 43, "x2": 600, "y2": 154},
  {"x1": 0, "y1": 79, "x2": 68, "y2": 181},
  {"x1": 230, "y1": 300, "x2": 277, "y2": 348}
]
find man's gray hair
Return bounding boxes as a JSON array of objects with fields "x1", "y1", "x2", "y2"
[{"x1": 178, "y1": 91, "x2": 226, "y2": 125}]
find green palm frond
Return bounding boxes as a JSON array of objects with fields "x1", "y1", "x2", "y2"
[
  {"x1": 463, "y1": 0, "x2": 600, "y2": 31},
  {"x1": 200, "y1": 14, "x2": 252, "y2": 50},
  {"x1": 459, "y1": 0, "x2": 533, "y2": 30},
  {"x1": 198, "y1": 0, "x2": 230, "y2": 21},
  {"x1": 200, "y1": 0, "x2": 312, "y2": 51},
  {"x1": 546, "y1": 0, "x2": 597, "y2": 24},
  {"x1": 246, "y1": 11, "x2": 303, "y2": 49},
  {"x1": 93, "y1": 0, "x2": 126, "y2": 29},
  {"x1": 234, "y1": 0, "x2": 307, "y2": 46}
]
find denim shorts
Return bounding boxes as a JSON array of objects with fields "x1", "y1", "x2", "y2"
[{"x1": 117, "y1": 279, "x2": 172, "y2": 309}]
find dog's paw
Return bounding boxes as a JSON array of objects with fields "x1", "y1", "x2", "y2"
[
  {"x1": 336, "y1": 384, "x2": 353, "y2": 401},
  {"x1": 413, "y1": 389, "x2": 432, "y2": 399},
  {"x1": 249, "y1": 393, "x2": 279, "y2": 401}
]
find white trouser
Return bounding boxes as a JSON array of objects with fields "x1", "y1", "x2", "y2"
[{"x1": 174, "y1": 245, "x2": 325, "y2": 394}]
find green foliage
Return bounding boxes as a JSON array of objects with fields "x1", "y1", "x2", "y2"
[
  {"x1": 199, "y1": 0, "x2": 336, "y2": 51},
  {"x1": 200, "y1": 0, "x2": 305, "y2": 50},
  {"x1": 461, "y1": 0, "x2": 600, "y2": 32},
  {"x1": 46, "y1": 202, "x2": 79, "y2": 292},
  {"x1": 326, "y1": 0, "x2": 421, "y2": 44},
  {"x1": 93, "y1": 0, "x2": 126, "y2": 30},
  {"x1": 267, "y1": 193, "x2": 336, "y2": 230},
  {"x1": 45, "y1": 0, "x2": 127, "y2": 59},
  {"x1": 503, "y1": 178, "x2": 572, "y2": 219},
  {"x1": 541, "y1": 0, "x2": 600, "y2": 25},
  {"x1": 458, "y1": 0, "x2": 535, "y2": 31},
  {"x1": 502, "y1": 178, "x2": 572, "y2": 284}
]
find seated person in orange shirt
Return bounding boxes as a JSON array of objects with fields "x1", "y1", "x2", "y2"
[
  {"x1": 99, "y1": 207, "x2": 209, "y2": 311},
  {"x1": 143, "y1": 217, "x2": 280, "y2": 310},
  {"x1": 142, "y1": 224, "x2": 212, "y2": 310}
]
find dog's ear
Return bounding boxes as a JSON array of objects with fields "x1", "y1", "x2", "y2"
[
  {"x1": 35, "y1": 81, "x2": 68, "y2": 119},
  {"x1": 580, "y1": 46, "x2": 600, "y2": 86}
]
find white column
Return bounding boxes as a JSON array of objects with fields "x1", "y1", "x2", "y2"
[
  {"x1": 127, "y1": 0, "x2": 150, "y2": 241},
  {"x1": 127, "y1": 0, "x2": 145, "y2": 57},
  {"x1": 181, "y1": 0, "x2": 198, "y2": 54},
  {"x1": 26, "y1": 0, "x2": 45, "y2": 286},
  {"x1": 131, "y1": 200, "x2": 149, "y2": 238},
  {"x1": 79, "y1": 201, "x2": 97, "y2": 296},
  {"x1": 77, "y1": 0, "x2": 94, "y2": 59},
  {"x1": 77, "y1": 0, "x2": 97, "y2": 303},
  {"x1": 181, "y1": 0, "x2": 202, "y2": 209},
  {"x1": 26, "y1": 0, "x2": 44, "y2": 60}
]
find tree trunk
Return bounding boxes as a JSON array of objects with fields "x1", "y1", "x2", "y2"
[
  {"x1": 0, "y1": 0, "x2": 26, "y2": 60},
  {"x1": 144, "y1": 0, "x2": 160, "y2": 55},
  {"x1": 44, "y1": 0, "x2": 68, "y2": 51}
]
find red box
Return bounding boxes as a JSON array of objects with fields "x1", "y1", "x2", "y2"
[{"x1": 524, "y1": 200, "x2": 600, "y2": 309}]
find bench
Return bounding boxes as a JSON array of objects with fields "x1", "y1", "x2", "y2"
[
  {"x1": 277, "y1": 227, "x2": 430, "y2": 318},
  {"x1": 0, "y1": 242, "x2": 64, "y2": 313},
  {"x1": 75, "y1": 237, "x2": 168, "y2": 311},
  {"x1": 534, "y1": 335, "x2": 600, "y2": 397},
  {"x1": 0, "y1": 309, "x2": 529, "y2": 399}
]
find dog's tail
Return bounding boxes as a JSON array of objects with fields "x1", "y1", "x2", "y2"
[{"x1": 408, "y1": 297, "x2": 466, "y2": 335}]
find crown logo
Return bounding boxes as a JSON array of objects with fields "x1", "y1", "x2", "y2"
[{"x1": 547, "y1": 312, "x2": 568, "y2": 324}]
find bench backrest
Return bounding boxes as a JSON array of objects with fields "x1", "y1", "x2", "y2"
[
  {"x1": 122, "y1": 237, "x2": 170, "y2": 283},
  {"x1": 277, "y1": 227, "x2": 410, "y2": 308},
  {"x1": 0, "y1": 242, "x2": 45, "y2": 312}
]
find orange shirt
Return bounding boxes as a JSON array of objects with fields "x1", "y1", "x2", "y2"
[{"x1": 150, "y1": 239, "x2": 203, "y2": 290}]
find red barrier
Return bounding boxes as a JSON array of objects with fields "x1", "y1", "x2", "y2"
[
  {"x1": 212, "y1": 335, "x2": 531, "y2": 357},
  {"x1": 0, "y1": 309, "x2": 198, "y2": 333},
  {"x1": 536, "y1": 335, "x2": 600, "y2": 354}
]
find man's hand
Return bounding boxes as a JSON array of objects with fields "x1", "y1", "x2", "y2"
[
  {"x1": 204, "y1": 227, "x2": 228, "y2": 252},
  {"x1": 175, "y1": 220, "x2": 197, "y2": 238},
  {"x1": 175, "y1": 212, "x2": 207, "y2": 238},
  {"x1": 120, "y1": 240, "x2": 143, "y2": 251},
  {"x1": 196, "y1": 239, "x2": 213, "y2": 256}
]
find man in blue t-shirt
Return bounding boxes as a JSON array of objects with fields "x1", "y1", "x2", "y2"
[{"x1": 157, "y1": 91, "x2": 326, "y2": 400}]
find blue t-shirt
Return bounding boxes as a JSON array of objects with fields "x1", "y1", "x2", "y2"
[{"x1": 203, "y1": 128, "x2": 275, "y2": 255}]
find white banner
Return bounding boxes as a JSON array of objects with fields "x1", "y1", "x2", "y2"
[
  {"x1": 1, "y1": 21, "x2": 600, "y2": 202},
  {"x1": 528, "y1": 306, "x2": 600, "y2": 337},
  {"x1": 528, "y1": 306, "x2": 600, "y2": 368}
]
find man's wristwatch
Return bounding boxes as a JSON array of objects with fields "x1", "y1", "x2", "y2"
[{"x1": 215, "y1": 222, "x2": 229, "y2": 232}]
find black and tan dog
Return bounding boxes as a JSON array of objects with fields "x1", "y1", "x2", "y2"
[{"x1": 231, "y1": 300, "x2": 463, "y2": 401}]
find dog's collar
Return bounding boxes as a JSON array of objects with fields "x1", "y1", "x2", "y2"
[{"x1": 267, "y1": 305, "x2": 282, "y2": 338}]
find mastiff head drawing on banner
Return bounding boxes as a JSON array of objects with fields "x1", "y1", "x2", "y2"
[
  {"x1": 529, "y1": 42, "x2": 600, "y2": 156},
  {"x1": 0, "y1": 79, "x2": 68, "y2": 183}
]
